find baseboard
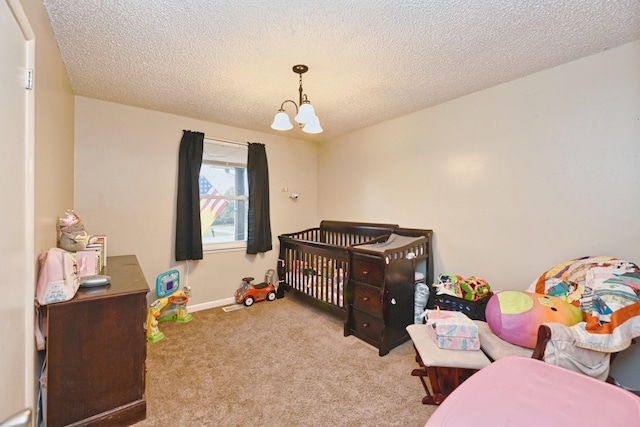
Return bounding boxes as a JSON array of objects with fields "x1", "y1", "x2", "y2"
[
  {"x1": 189, "y1": 297, "x2": 237, "y2": 313},
  {"x1": 66, "y1": 399, "x2": 145, "y2": 427}
]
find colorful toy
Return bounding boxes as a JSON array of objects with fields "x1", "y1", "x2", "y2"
[
  {"x1": 146, "y1": 269, "x2": 192, "y2": 342},
  {"x1": 235, "y1": 275, "x2": 276, "y2": 306},
  {"x1": 485, "y1": 290, "x2": 583, "y2": 348},
  {"x1": 459, "y1": 276, "x2": 491, "y2": 301},
  {"x1": 434, "y1": 274, "x2": 463, "y2": 298}
]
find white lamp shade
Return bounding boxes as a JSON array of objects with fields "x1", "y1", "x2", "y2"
[
  {"x1": 302, "y1": 115, "x2": 323, "y2": 134},
  {"x1": 294, "y1": 102, "x2": 317, "y2": 125},
  {"x1": 271, "y1": 110, "x2": 294, "y2": 131}
]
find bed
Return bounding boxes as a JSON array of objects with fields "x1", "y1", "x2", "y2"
[{"x1": 277, "y1": 221, "x2": 434, "y2": 354}]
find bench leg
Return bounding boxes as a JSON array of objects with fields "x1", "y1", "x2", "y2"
[
  {"x1": 411, "y1": 347, "x2": 448, "y2": 404},
  {"x1": 411, "y1": 345, "x2": 479, "y2": 405}
]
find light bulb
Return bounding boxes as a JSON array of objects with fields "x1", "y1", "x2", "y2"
[
  {"x1": 271, "y1": 110, "x2": 293, "y2": 131},
  {"x1": 294, "y1": 102, "x2": 317, "y2": 125},
  {"x1": 302, "y1": 115, "x2": 323, "y2": 134}
]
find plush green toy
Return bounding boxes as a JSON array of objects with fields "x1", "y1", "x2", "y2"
[{"x1": 459, "y1": 276, "x2": 491, "y2": 301}]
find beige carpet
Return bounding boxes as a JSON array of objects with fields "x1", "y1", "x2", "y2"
[{"x1": 133, "y1": 295, "x2": 436, "y2": 426}]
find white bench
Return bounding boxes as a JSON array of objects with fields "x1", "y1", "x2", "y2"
[{"x1": 406, "y1": 324, "x2": 491, "y2": 404}]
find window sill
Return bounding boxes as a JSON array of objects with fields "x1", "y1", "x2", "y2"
[{"x1": 203, "y1": 242, "x2": 247, "y2": 254}]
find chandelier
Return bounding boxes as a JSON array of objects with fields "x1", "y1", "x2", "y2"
[{"x1": 271, "y1": 65, "x2": 323, "y2": 134}]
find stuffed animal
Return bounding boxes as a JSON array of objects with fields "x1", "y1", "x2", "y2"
[
  {"x1": 434, "y1": 274, "x2": 463, "y2": 298},
  {"x1": 485, "y1": 290, "x2": 584, "y2": 348},
  {"x1": 459, "y1": 276, "x2": 491, "y2": 301},
  {"x1": 57, "y1": 210, "x2": 94, "y2": 252}
]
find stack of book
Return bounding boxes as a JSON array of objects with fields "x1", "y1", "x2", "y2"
[{"x1": 72, "y1": 234, "x2": 107, "y2": 276}]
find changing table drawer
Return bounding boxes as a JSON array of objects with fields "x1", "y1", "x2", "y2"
[
  {"x1": 351, "y1": 257, "x2": 384, "y2": 285},
  {"x1": 352, "y1": 281, "x2": 382, "y2": 316},
  {"x1": 351, "y1": 309, "x2": 384, "y2": 345}
]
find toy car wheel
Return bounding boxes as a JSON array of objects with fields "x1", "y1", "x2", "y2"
[
  {"x1": 243, "y1": 296, "x2": 254, "y2": 307},
  {"x1": 267, "y1": 291, "x2": 276, "y2": 301}
]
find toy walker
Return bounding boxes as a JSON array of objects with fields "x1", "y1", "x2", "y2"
[
  {"x1": 234, "y1": 270, "x2": 277, "y2": 306},
  {"x1": 146, "y1": 269, "x2": 193, "y2": 342}
]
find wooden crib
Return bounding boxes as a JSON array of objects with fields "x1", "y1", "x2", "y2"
[{"x1": 277, "y1": 221, "x2": 434, "y2": 355}]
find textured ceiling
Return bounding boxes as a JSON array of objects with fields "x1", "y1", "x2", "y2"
[{"x1": 43, "y1": 0, "x2": 640, "y2": 141}]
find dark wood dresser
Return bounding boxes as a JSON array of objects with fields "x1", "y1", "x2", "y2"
[
  {"x1": 45, "y1": 255, "x2": 149, "y2": 427},
  {"x1": 345, "y1": 230, "x2": 432, "y2": 356}
]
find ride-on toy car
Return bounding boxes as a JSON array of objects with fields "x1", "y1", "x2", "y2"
[{"x1": 235, "y1": 276, "x2": 276, "y2": 306}]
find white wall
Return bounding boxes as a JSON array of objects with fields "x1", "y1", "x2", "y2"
[
  {"x1": 74, "y1": 40, "x2": 640, "y2": 305},
  {"x1": 20, "y1": 0, "x2": 76, "y2": 415},
  {"x1": 74, "y1": 97, "x2": 318, "y2": 306},
  {"x1": 318, "y1": 41, "x2": 640, "y2": 291},
  {"x1": 23, "y1": 0, "x2": 75, "y2": 254}
]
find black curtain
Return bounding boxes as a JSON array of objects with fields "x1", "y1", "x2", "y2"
[
  {"x1": 175, "y1": 130, "x2": 204, "y2": 261},
  {"x1": 246, "y1": 143, "x2": 272, "y2": 254}
]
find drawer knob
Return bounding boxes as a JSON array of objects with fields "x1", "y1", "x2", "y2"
[
  {"x1": 362, "y1": 270, "x2": 368, "y2": 275},
  {"x1": 362, "y1": 296, "x2": 369, "y2": 301},
  {"x1": 362, "y1": 322, "x2": 369, "y2": 328}
]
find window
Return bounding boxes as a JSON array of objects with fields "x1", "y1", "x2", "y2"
[{"x1": 199, "y1": 140, "x2": 248, "y2": 251}]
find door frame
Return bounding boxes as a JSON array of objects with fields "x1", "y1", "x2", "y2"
[{"x1": 4, "y1": 0, "x2": 36, "y2": 415}]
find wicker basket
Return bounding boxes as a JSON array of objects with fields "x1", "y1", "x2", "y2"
[{"x1": 430, "y1": 293, "x2": 493, "y2": 321}]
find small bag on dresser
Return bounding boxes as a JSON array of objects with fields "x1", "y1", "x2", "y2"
[
  {"x1": 35, "y1": 248, "x2": 80, "y2": 306},
  {"x1": 34, "y1": 248, "x2": 80, "y2": 351}
]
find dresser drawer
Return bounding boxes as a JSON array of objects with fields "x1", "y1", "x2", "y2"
[
  {"x1": 351, "y1": 309, "x2": 384, "y2": 344},
  {"x1": 352, "y1": 281, "x2": 382, "y2": 316},
  {"x1": 351, "y1": 257, "x2": 384, "y2": 285}
]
